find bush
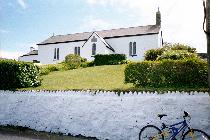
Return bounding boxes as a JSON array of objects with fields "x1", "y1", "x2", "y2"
[
  {"x1": 94, "y1": 54, "x2": 126, "y2": 66},
  {"x1": 80, "y1": 61, "x2": 95, "y2": 68},
  {"x1": 157, "y1": 50, "x2": 198, "y2": 61},
  {"x1": 125, "y1": 59, "x2": 207, "y2": 88},
  {"x1": 144, "y1": 43, "x2": 196, "y2": 61},
  {"x1": 120, "y1": 60, "x2": 132, "y2": 64},
  {"x1": 168, "y1": 43, "x2": 196, "y2": 53},
  {"x1": 39, "y1": 64, "x2": 65, "y2": 75},
  {"x1": 0, "y1": 60, "x2": 41, "y2": 89},
  {"x1": 144, "y1": 48, "x2": 165, "y2": 61},
  {"x1": 64, "y1": 54, "x2": 86, "y2": 69}
]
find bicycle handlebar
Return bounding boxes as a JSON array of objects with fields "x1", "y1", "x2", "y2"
[{"x1": 183, "y1": 111, "x2": 191, "y2": 120}]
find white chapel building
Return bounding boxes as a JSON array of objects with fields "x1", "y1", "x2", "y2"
[{"x1": 19, "y1": 10, "x2": 163, "y2": 64}]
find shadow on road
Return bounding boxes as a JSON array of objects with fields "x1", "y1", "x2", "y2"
[{"x1": 0, "y1": 125, "x2": 94, "y2": 140}]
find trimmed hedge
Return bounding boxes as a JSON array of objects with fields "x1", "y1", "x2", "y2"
[
  {"x1": 0, "y1": 60, "x2": 41, "y2": 90},
  {"x1": 94, "y1": 54, "x2": 126, "y2": 66},
  {"x1": 125, "y1": 59, "x2": 208, "y2": 88}
]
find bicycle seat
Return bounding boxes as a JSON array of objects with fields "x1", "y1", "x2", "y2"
[{"x1": 157, "y1": 114, "x2": 167, "y2": 120}]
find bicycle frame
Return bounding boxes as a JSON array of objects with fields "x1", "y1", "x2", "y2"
[{"x1": 161, "y1": 119, "x2": 190, "y2": 140}]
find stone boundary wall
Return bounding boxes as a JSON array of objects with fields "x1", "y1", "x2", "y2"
[{"x1": 0, "y1": 90, "x2": 209, "y2": 140}]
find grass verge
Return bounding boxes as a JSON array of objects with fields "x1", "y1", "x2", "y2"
[{"x1": 22, "y1": 65, "x2": 208, "y2": 92}]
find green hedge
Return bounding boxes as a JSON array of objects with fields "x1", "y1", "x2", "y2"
[
  {"x1": 94, "y1": 54, "x2": 126, "y2": 66},
  {"x1": 0, "y1": 60, "x2": 41, "y2": 90},
  {"x1": 125, "y1": 59, "x2": 208, "y2": 88}
]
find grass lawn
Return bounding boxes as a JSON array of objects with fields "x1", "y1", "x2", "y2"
[
  {"x1": 22, "y1": 64, "x2": 208, "y2": 92},
  {"x1": 28, "y1": 65, "x2": 133, "y2": 90}
]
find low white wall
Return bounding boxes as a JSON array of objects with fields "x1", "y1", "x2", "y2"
[{"x1": 0, "y1": 91, "x2": 209, "y2": 140}]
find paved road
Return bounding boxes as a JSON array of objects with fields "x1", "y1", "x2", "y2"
[
  {"x1": 0, "y1": 128, "x2": 88, "y2": 140},
  {"x1": 0, "y1": 133, "x2": 38, "y2": 140}
]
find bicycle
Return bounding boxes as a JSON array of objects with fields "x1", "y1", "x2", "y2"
[{"x1": 139, "y1": 111, "x2": 210, "y2": 140}]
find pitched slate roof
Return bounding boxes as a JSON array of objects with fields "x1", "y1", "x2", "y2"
[
  {"x1": 37, "y1": 25, "x2": 160, "y2": 45},
  {"x1": 20, "y1": 50, "x2": 38, "y2": 57}
]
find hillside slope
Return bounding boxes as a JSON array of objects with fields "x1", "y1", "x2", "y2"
[{"x1": 33, "y1": 65, "x2": 133, "y2": 90}]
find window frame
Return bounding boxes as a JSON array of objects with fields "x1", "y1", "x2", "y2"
[
  {"x1": 54, "y1": 48, "x2": 60, "y2": 60},
  {"x1": 54, "y1": 48, "x2": 57, "y2": 60},
  {"x1": 57, "y1": 48, "x2": 59, "y2": 60},
  {"x1": 92, "y1": 43, "x2": 96, "y2": 56},
  {"x1": 129, "y1": 42, "x2": 137, "y2": 57},
  {"x1": 74, "y1": 47, "x2": 81, "y2": 56}
]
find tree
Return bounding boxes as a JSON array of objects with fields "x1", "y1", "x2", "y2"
[
  {"x1": 206, "y1": 0, "x2": 210, "y2": 90},
  {"x1": 204, "y1": 0, "x2": 210, "y2": 90}
]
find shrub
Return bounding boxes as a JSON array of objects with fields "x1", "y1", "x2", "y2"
[
  {"x1": 94, "y1": 54, "x2": 126, "y2": 66},
  {"x1": 144, "y1": 43, "x2": 196, "y2": 61},
  {"x1": 169, "y1": 43, "x2": 196, "y2": 53},
  {"x1": 157, "y1": 50, "x2": 198, "y2": 61},
  {"x1": 144, "y1": 48, "x2": 165, "y2": 61},
  {"x1": 39, "y1": 64, "x2": 65, "y2": 75},
  {"x1": 64, "y1": 54, "x2": 86, "y2": 69},
  {"x1": 80, "y1": 61, "x2": 95, "y2": 68},
  {"x1": 0, "y1": 60, "x2": 41, "y2": 89},
  {"x1": 120, "y1": 60, "x2": 132, "y2": 64},
  {"x1": 125, "y1": 59, "x2": 207, "y2": 88},
  {"x1": 125, "y1": 61, "x2": 155, "y2": 86},
  {"x1": 39, "y1": 67, "x2": 50, "y2": 75}
]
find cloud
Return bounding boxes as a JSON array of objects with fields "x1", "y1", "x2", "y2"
[
  {"x1": 85, "y1": 0, "x2": 207, "y2": 52},
  {"x1": 79, "y1": 16, "x2": 122, "y2": 32},
  {"x1": 17, "y1": 0, "x2": 27, "y2": 9},
  {"x1": 0, "y1": 50, "x2": 25, "y2": 60},
  {"x1": 0, "y1": 43, "x2": 38, "y2": 60},
  {"x1": 0, "y1": 29, "x2": 10, "y2": 34}
]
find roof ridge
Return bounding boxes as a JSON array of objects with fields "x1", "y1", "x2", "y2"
[
  {"x1": 38, "y1": 24, "x2": 160, "y2": 45},
  {"x1": 51, "y1": 24, "x2": 157, "y2": 37},
  {"x1": 96, "y1": 24, "x2": 156, "y2": 32}
]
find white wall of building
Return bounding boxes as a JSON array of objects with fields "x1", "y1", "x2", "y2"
[
  {"x1": 106, "y1": 34, "x2": 159, "y2": 61},
  {"x1": 38, "y1": 41, "x2": 85, "y2": 64},
  {"x1": 18, "y1": 55, "x2": 39, "y2": 63},
  {"x1": 38, "y1": 33, "x2": 160, "y2": 64},
  {"x1": 81, "y1": 33, "x2": 114, "y2": 61}
]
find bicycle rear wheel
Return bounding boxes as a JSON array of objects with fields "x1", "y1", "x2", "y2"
[
  {"x1": 182, "y1": 129, "x2": 210, "y2": 140},
  {"x1": 139, "y1": 125, "x2": 164, "y2": 140}
]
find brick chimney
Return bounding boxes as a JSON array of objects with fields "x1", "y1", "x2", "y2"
[{"x1": 156, "y1": 8, "x2": 161, "y2": 26}]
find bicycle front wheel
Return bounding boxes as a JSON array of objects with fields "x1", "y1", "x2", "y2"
[
  {"x1": 139, "y1": 125, "x2": 164, "y2": 140},
  {"x1": 182, "y1": 129, "x2": 210, "y2": 140}
]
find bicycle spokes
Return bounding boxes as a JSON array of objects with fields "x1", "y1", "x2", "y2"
[
  {"x1": 184, "y1": 130, "x2": 209, "y2": 140},
  {"x1": 140, "y1": 128, "x2": 163, "y2": 140}
]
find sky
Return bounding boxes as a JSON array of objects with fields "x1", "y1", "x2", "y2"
[{"x1": 0, "y1": 0, "x2": 207, "y2": 59}]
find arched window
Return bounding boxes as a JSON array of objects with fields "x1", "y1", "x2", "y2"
[
  {"x1": 54, "y1": 48, "x2": 56, "y2": 59},
  {"x1": 78, "y1": 47, "x2": 80, "y2": 56},
  {"x1": 133, "y1": 42, "x2": 136, "y2": 55},
  {"x1": 91, "y1": 36, "x2": 97, "y2": 42},
  {"x1": 57, "y1": 48, "x2": 59, "y2": 60},
  {"x1": 54, "y1": 48, "x2": 59, "y2": 60},
  {"x1": 92, "y1": 43, "x2": 96, "y2": 55},
  {"x1": 74, "y1": 47, "x2": 77, "y2": 55},
  {"x1": 74, "y1": 47, "x2": 80, "y2": 56},
  {"x1": 129, "y1": 42, "x2": 137, "y2": 56},
  {"x1": 129, "y1": 42, "x2": 132, "y2": 56}
]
